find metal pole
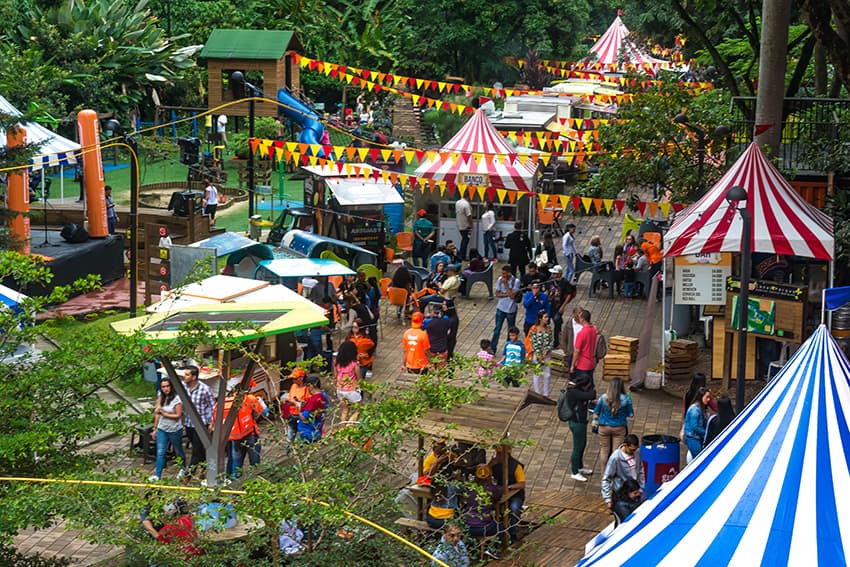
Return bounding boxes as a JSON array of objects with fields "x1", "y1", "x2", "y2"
[
  {"x1": 248, "y1": 97, "x2": 255, "y2": 218},
  {"x1": 128, "y1": 135, "x2": 139, "y2": 318},
  {"x1": 736, "y1": 206, "x2": 752, "y2": 412},
  {"x1": 696, "y1": 133, "x2": 706, "y2": 196}
]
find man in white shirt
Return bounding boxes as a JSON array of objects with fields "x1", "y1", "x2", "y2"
[
  {"x1": 216, "y1": 115, "x2": 228, "y2": 148},
  {"x1": 481, "y1": 201, "x2": 497, "y2": 260},
  {"x1": 562, "y1": 223, "x2": 577, "y2": 282},
  {"x1": 455, "y1": 196, "x2": 473, "y2": 261}
]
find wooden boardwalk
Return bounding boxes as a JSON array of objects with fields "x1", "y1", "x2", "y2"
[{"x1": 15, "y1": 213, "x2": 684, "y2": 565}]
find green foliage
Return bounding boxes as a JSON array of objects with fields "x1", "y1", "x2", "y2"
[
  {"x1": 580, "y1": 82, "x2": 734, "y2": 202},
  {"x1": 0, "y1": 544, "x2": 70, "y2": 567},
  {"x1": 0, "y1": 0, "x2": 197, "y2": 119}
]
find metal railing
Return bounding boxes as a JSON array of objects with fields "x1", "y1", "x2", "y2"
[{"x1": 729, "y1": 97, "x2": 850, "y2": 173}]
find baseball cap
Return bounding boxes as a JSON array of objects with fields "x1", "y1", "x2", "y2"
[
  {"x1": 550, "y1": 265, "x2": 563, "y2": 273},
  {"x1": 475, "y1": 465, "x2": 492, "y2": 480},
  {"x1": 417, "y1": 209, "x2": 427, "y2": 216},
  {"x1": 304, "y1": 374, "x2": 322, "y2": 387},
  {"x1": 411, "y1": 312, "x2": 424, "y2": 326}
]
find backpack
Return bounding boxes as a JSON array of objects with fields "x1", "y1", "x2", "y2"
[
  {"x1": 595, "y1": 331, "x2": 609, "y2": 362},
  {"x1": 557, "y1": 389, "x2": 575, "y2": 422}
]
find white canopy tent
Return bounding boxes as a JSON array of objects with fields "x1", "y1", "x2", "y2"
[{"x1": 0, "y1": 94, "x2": 80, "y2": 200}]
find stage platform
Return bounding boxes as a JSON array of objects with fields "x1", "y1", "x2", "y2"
[{"x1": 23, "y1": 231, "x2": 125, "y2": 296}]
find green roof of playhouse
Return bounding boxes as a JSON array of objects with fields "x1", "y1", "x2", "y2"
[{"x1": 200, "y1": 29, "x2": 301, "y2": 60}]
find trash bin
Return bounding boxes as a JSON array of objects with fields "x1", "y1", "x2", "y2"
[
  {"x1": 249, "y1": 214, "x2": 263, "y2": 240},
  {"x1": 641, "y1": 434, "x2": 680, "y2": 496}
]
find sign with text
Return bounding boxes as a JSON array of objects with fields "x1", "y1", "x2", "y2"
[
  {"x1": 674, "y1": 253, "x2": 732, "y2": 305},
  {"x1": 456, "y1": 172, "x2": 489, "y2": 187},
  {"x1": 726, "y1": 277, "x2": 807, "y2": 302}
]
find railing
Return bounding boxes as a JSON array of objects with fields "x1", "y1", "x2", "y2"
[{"x1": 729, "y1": 97, "x2": 850, "y2": 173}]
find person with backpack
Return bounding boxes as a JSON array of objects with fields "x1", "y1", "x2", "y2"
[{"x1": 566, "y1": 371, "x2": 596, "y2": 482}]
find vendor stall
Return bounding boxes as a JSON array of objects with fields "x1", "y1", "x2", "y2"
[
  {"x1": 253, "y1": 258, "x2": 356, "y2": 289},
  {"x1": 664, "y1": 142, "x2": 834, "y2": 381},
  {"x1": 414, "y1": 109, "x2": 538, "y2": 259},
  {"x1": 297, "y1": 163, "x2": 403, "y2": 269}
]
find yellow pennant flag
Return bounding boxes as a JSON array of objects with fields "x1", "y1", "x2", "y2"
[
  {"x1": 540, "y1": 154, "x2": 551, "y2": 166},
  {"x1": 581, "y1": 197, "x2": 593, "y2": 213},
  {"x1": 560, "y1": 195, "x2": 570, "y2": 210},
  {"x1": 416, "y1": 78, "x2": 424, "y2": 89},
  {"x1": 381, "y1": 149, "x2": 393, "y2": 162},
  {"x1": 357, "y1": 148, "x2": 369, "y2": 161},
  {"x1": 404, "y1": 150, "x2": 417, "y2": 164},
  {"x1": 285, "y1": 142, "x2": 298, "y2": 153},
  {"x1": 308, "y1": 155, "x2": 319, "y2": 166},
  {"x1": 496, "y1": 189, "x2": 507, "y2": 204},
  {"x1": 603, "y1": 199, "x2": 614, "y2": 214},
  {"x1": 477, "y1": 186, "x2": 486, "y2": 201},
  {"x1": 538, "y1": 193, "x2": 549, "y2": 208},
  {"x1": 344, "y1": 163, "x2": 353, "y2": 175},
  {"x1": 659, "y1": 202, "x2": 671, "y2": 217},
  {"x1": 439, "y1": 183, "x2": 446, "y2": 196},
  {"x1": 275, "y1": 147, "x2": 284, "y2": 161}
]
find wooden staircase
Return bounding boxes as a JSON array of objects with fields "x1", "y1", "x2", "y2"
[{"x1": 391, "y1": 99, "x2": 425, "y2": 146}]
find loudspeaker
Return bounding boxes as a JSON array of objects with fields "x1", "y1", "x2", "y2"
[
  {"x1": 60, "y1": 223, "x2": 89, "y2": 243},
  {"x1": 177, "y1": 137, "x2": 201, "y2": 165}
]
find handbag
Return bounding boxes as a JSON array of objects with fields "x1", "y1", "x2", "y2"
[{"x1": 534, "y1": 249, "x2": 549, "y2": 268}]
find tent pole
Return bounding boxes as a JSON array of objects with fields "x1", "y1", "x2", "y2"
[{"x1": 827, "y1": 260, "x2": 834, "y2": 328}]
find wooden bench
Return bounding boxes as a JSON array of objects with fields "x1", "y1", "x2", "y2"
[{"x1": 394, "y1": 517, "x2": 438, "y2": 535}]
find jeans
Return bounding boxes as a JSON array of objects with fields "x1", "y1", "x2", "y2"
[
  {"x1": 155, "y1": 428, "x2": 185, "y2": 478},
  {"x1": 505, "y1": 495, "x2": 524, "y2": 539},
  {"x1": 623, "y1": 282, "x2": 635, "y2": 298},
  {"x1": 185, "y1": 426, "x2": 207, "y2": 468},
  {"x1": 467, "y1": 522, "x2": 504, "y2": 537},
  {"x1": 229, "y1": 433, "x2": 261, "y2": 478},
  {"x1": 107, "y1": 216, "x2": 116, "y2": 235},
  {"x1": 569, "y1": 421, "x2": 588, "y2": 474},
  {"x1": 459, "y1": 229, "x2": 470, "y2": 260},
  {"x1": 483, "y1": 230, "x2": 497, "y2": 258},
  {"x1": 413, "y1": 243, "x2": 429, "y2": 267},
  {"x1": 564, "y1": 254, "x2": 575, "y2": 282},
  {"x1": 553, "y1": 311, "x2": 563, "y2": 348},
  {"x1": 491, "y1": 308, "x2": 517, "y2": 352}
]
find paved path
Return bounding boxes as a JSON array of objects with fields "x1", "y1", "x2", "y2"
[{"x1": 16, "y1": 212, "x2": 687, "y2": 564}]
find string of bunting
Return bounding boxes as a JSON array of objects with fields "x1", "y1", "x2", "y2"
[
  {"x1": 295, "y1": 54, "x2": 639, "y2": 108},
  {"x1": 250, "y1": 136, "x2": 599, "y2": 169},
  {"x1": 247, "y1": 137, "x2": 686, "y2": 218}
]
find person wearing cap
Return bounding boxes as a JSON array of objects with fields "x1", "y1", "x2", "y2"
[
  {"x1": 488, "y1": 445, "x2": 526, "y2": 542},
  {"x1": 413, "y1": 209, "x2": 435, "y2": 268},
  {"x1": 543, "y1": 264, "x2": 575, "y2": 347},
  {"x1": 461, "y1": 465, "x2": 504, "y2": 537},
  {"x1": 141, "y1": 497, "x2": 203, "y2": 557},
  {"x1": 281, "y1": 368, "x2": 310, "y2": 445},
  {"x1": 522, "y1": 282, "x2": 550, "y2": 336},
  {"x1": 402, "y1": 312, "x2": 431, "y2": 374},
  {"x1": 298, "y1": 375, "x2": 329, "y2": 443}
]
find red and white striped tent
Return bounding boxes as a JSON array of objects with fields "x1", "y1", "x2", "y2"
[
  {"x1": 414, "y1": 109, "x2": 537, "y2": 191},
  {"x1": 588, "y1": 16, "x2": 670, "y2": 72},
  {"x1": 664, "y1": 142, "x2": 834, "y2": 261}
]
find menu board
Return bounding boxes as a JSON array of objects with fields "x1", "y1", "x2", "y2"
[{"x1": 674, "y1": 253, "x2": 732, "y2": 305}]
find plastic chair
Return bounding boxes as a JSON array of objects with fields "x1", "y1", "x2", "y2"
[
  {"x1": 320, "y1": 250, "x2": 349, "y2": 268},
  {"x1": 642, "y1": 232, "x2": 662, "y2": 249},
  {"x1": 573, "y1": 254, "x2": 594, "y2": 283},
  {"x1": 621, "y1": 213, "x2": 641, "y2": 243},
  {"x1": 395, "y1": 232, "x2": 414, "y2": 256},
  {"x1": 328, "y1": 275, "x2": 343, "y2": 290},
  {"x1": 380, "y1": 277, "x2": 392, "y2": 298},
  {"x1": 589, "y1": 266, "x2": 616, "y2": 298},
  {"x1": 357, "y1": 263, "x2": 382, "y2": 282},
  {"x1": 462, "y1": 262, "x2": 494, "y2": 298},
  {"x1": 386, "y1": 287, "x2": 410, "y2": 322},
  {"x1": 767, "y1": 341, "x2": 793, "y2": 380}
]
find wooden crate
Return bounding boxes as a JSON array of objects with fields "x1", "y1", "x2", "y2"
[
  {"x1": 602, "y1": 354, "x2": 631, "y2": 381},
  {"x1": 609, "y1": 336, "x2": 639, "y2": 362}
]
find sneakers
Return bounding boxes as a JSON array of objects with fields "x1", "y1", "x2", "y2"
[
  {"x1": 147, "y1": 475, "x2": 160, "y2": 482},
  {"x1": 571, "y1": 473, "x2": 588, "y2": 482},
  {"x1": 365, "y1": 371, "x2": 374, "y2": 379},
  {"x1": 579, "y1": 468, "x2": 593, "y2": 475},
  {"x1": 176, "y1": 469, "x2": 186, "y2": 480},
  {"x1": 484, "y1": 549, "x2": 501, "y2": 560}
]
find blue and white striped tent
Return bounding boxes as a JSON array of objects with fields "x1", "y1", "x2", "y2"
[
  {"x1": 579, "y1": 324, "x2": 850, "y2": 566},
  {"x1": 0, "y1": 94, "x2": 80, "y2": 170}
]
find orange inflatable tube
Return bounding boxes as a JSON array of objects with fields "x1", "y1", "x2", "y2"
[
  {"x1": 7, "y1": 125, "x2": 30, "y2": 254},
  {"x1": 77, "y1": 109, "x2": 108, "y2": 238}
]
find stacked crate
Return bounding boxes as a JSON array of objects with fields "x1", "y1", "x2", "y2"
[
  {"x1": 550, "y1": 349, "x2": 570, "y2": 383},
  {"x1": 602, "y1": 336, "x2": 639, "y2": 381},
  {"x1": 665, "y1": 339, "x2": 699, "y2": 380}
]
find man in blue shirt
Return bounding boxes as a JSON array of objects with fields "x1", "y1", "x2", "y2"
[
  {"x1": 491, "y1": 265, "x2": 520, "y2": 352},
  {"x1": 522, "y1": 282, "x2": 550, "y2": 336}
]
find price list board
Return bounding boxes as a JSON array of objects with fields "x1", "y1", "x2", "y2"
[{"x1": 674, "y1": 253, "x2": 732, "y2": 305}]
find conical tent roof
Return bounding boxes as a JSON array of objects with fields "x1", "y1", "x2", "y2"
[
  {"x1": 589, "y1": 16, "x2": 667, "y2": 69},
  {"x1": 579, "y1": 325, "x2": 850, "y2": 565},
  {"x1": 414, "y1": 109, "x2": 537, "y2": 191},
  {"x1": 664, "y1": 142, "x2": 834, "y2": 260}
]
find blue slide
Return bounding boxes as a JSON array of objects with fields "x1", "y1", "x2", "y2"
[{"x1": 277, "y1": 88, "x2": 328, "y2": 155}]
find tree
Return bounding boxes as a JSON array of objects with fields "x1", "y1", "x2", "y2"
[
  {"x1": 579, "y1": 82, "x2": 734, "y2": 202},
  {"x1": 754, "y1": 0, "x2": 793, "y2": 155},
  {"x1": 797, "y1": 0, "x2": 850, "y2": 93}
]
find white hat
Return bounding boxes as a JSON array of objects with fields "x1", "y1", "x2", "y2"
[{"x1": 550, "y1": 265, "x2": 563, "y2": 273}]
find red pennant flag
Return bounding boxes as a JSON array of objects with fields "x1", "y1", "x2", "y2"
[
  {"x1": 672, "y1": 203, "x2": 685, "y2": 213},
  {"x1": 369, "y1": 148, "x2": 380, "y2": 161},
  {"x1": 486, "y1": 187, "x2": 495, "y2": 202},
  {"x1": 636, "y1": 201, "x2": 647, "y2": 216},
  {"x1": 571, "y1": 196, "x2": 581, "y2": 212},
  {"x1": 614, "y1": 199, "x2": 625, "y2": 214}
]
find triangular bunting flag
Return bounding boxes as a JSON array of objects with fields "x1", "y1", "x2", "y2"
[
  {"x1": 571, "y1": 196, "x2": 581, "y2": 212},
  {"x1": 636, "y1": 201, "x2": 647, "y2": 216},
  {"x1": 496, "y1": 189, "x2": 507, "y2": 204},
  {"x1": 647, "y1": 201, "x2": 658, "y2": 217},
  {"x1": 659, "y1": 202, "x2": 671, "y2": 217},
  {"x1": 602, "y1": 199, "x2": 614, "y2": 214},
  {"x1": 581, "y1": 197, "x2": 593, "y2": 213}
]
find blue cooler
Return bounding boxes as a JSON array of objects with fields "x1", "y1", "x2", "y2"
[{"x1": 641, "y1": 434, "x2": 680, "y2": 496}]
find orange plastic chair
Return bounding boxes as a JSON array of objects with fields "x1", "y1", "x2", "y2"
[
  {"x1": 329, "y1": 275, "x2": 343, "y2": 290},
  {"x1": 386, "y1": 287, "x2": 410, "y2": 322},
  {"x1": 643, "y1": 232, "x2": 662, "y2": 249},
  {"x1": 380, "y1": 277, "x2": 392, "y2": 298},
  {"x1": 385, "y1": 247, "x2": 396, "y2": 263},
  {"x1": 395, "y1": 232, "x2": 414, "y2": 254}
]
